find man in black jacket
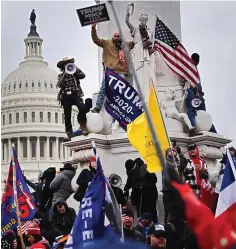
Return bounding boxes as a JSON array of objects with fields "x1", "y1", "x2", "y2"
[
  {"x1": 122, "y1": 208, "x2": 145, "y2": 243},
  {"x1": 50, "y1": 198, "x2": 76, "y2": 237},
  {"x1": 124, "y1": 158, "x2": 158, "y2": 222}
]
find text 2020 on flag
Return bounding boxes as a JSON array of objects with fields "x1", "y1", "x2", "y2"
[{"x1": 154, "y1": 17, "x2": 200, "y2": 86}]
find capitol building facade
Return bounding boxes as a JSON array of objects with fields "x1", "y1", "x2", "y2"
[{"x1": 1, "y1": 18, "x2": 77, "y2": 184}]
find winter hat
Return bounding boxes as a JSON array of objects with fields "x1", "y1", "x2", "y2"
[
  {"x1": 125, "y1": 159, "x2": 135, "y2": 172},
  {"x1": 188, "y1": 143, "x2": 197, "y2": 151},
  {"x1": 148, "y1": 224, "x2": 166, "y2": 237},
  {"x1": 122, "y1": 208, "x2": 134, "y2": 219},
  {"x1": 140, "y1": 212, "x2": 153, "y2": 222},
  {"x1": 90, "y1": 157, "x2": 96, "y2": 162},
  {"x1": 30, "y1": 244, "x2": 46, "y2": 249},
  {"x1": 25, "y1": 223, "x2": 41, "y2": 235}
]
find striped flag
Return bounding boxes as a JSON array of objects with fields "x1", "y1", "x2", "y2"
[
  {"x1": 215, "y1": 150, "x2": 236, "y2": 218},
  {"x1": 17, "y1": 219, "x2": 39, "y2": 235},
  {"x1": 154, "y1": 17, "x2": 200, "y2": 86}
]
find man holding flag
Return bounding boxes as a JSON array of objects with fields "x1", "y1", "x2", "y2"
[{"x1": 65, "y1": 145, "x2": 123, "y2": 249}]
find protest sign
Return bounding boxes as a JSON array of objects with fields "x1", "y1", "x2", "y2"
[{"x1": 76, "y1": 3, "x2": 110, "y2": 27}]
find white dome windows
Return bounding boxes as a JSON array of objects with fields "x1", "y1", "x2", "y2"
[
  {"x1": 62, "y1": 113, "x2": 65, "y2": 124},
  {"x1": 32, "y1": 112, "x2": 35, "y2": 122},
  {"x1": 32, "y1": 81, "x2": 35, "y2": 88},
  {"x1": 16, "y1": 113, "x2": 19, "y2": 124},
  {"x1": 55, "y1": 113, "x2": 58, "y2": 123},
  {"x1": 2, "y1": 115, "x2": 5, "y2": 126},
  {"x1": 40, "y1": 112, "x2": 43, "y2": 122},
  {"x1": 38, "y1": 81, "x2": 41, "y2": 88},
  {"x1": 9, "y1": 113, "x2": 12, "y2": 125},
  {"x1": 23, "y1": 112, "x2": 28, "y2": 123},
  {"x1": 25, "y1": 81, "x2": 28, "y2": 88},
  {"x1": 47, "y1": 112, "x2": 51, "y2": 123}
]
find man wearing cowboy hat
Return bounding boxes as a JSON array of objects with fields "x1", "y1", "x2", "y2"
[{"x1": 57, "y1": 57, "x2": 90, "y2": 139}]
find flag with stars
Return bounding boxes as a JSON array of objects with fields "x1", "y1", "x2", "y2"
[{"x1": 154, "y1": 17, "x2": 200, "y2": 86}]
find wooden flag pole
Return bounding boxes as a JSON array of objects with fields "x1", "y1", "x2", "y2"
[{"x1": 12, "y1": 147, "x2": 26, "y2": 249}]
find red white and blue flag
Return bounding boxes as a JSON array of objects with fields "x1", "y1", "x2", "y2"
[
  {"x1": 153, "y1": 17, "x2": 200, "y2": 86},
  {"x1": 215, "y1": 150, "x2": 236, "y2": 218}
]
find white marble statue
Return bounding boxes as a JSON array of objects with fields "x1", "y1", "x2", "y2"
[
  {"x1": 161, "y1": 87, "x2": 195, "y2": 131},
  {"x1": 125, "y1": 3, "x2": 157, "y2": 102}
]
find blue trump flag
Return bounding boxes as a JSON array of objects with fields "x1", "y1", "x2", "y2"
[
  {"x1": 104, "y1": 68, "x2": 144, "y2": 131},
  {"x1": 65, "y1": 152, "x2": 122, "y2": 249},
  {"x1": 1, "y1": 147, "x2": 36, "y2": 236}
]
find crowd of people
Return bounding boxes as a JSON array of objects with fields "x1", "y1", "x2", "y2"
[
  {"x1": 1, "y1": 12, "x2": 235, "y2": 249},
  {"x1": 2, "y1": 144, "x2": 235, "y2": 249}
]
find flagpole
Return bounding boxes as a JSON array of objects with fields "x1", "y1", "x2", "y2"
[
  {"x1": 119, "y1": 205, "x2": 124, "y2": 243},
  {"x1": 12, "y1": 146, "x2": 26, "y2": 249},
  {"x1": 151, "y1": 82, "x2": 179, "y2": 174},
  {"x1": 108, "y1": 0, "x2": 166, "y2": 171}
]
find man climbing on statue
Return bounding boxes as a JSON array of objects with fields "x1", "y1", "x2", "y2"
[
  {"x1": 90, "y1": 23, "x2": 134, "y2": 113},
  {"x1": 185, "y1": 53, "x2": 217, "y2": 134},
  {"x1": 57, "y1": 57, "x2": 92, "y2": 141}
]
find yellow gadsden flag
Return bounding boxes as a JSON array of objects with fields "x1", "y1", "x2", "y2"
[{"x1": 127, "y1": 86, "x2": 170, "y2": 173}]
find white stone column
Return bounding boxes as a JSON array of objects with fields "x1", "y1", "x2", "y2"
[
  {"x1": 25, "y1": 44, "x2": 28, "y2": 55},
  {"x1": 27, "y1": 137, "x2": 30, "y2": 161},
  {"x1": 55, "y1": 138, "x2": 59, "y2": 160},
  {"x1": 8, "y1": 139, "x2": 12, "y2": 161},
  {"x1": 60, "y1": 142, "x2": 63, "y2": 161},
  {"x1": 36, "y1": 137, "x2": 40, "y2": 161},
  {"x1": 46, "y1": 137, "x2": 50, "y2": 160},
  {"x1": 17, "y1": 138, "x2": 21, "y2": 160},
  {"x1": 4, "y1": 143, "x2": 7, "y2": 163},
  {"x1": 1, "y1": 140, "x2": 3, "y2": 163},
  {"x1": 65, "y1": 146, "x2": 67, "y2": 160}
]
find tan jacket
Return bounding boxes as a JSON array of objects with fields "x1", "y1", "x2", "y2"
[{"x1": 91, "y1": 28, "x2": 134, "y2": 74}]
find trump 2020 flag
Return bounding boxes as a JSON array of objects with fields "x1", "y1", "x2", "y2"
[
  {"x1": 215, "y1": 149, "x2": 236, "y2": 218},
  {"x1": 104, "y1": 67, "x2": 144, "y2": 130},
  {"x1": 65, "y1": 153, "x2": 122, "y2": 249},
  {"x1": 1, "y1": 147, "x2": 36, "y2": 236}
]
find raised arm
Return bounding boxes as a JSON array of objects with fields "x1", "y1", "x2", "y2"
[
  {"x1": 91, "y1": 23, "x2": 106, "y2": 48},
  {"x1": 125, "y1": 5, "x2": 135, "y2": 34},
  {"x1": 75, "y1": 67, "x2": 86, "y2": 80}
]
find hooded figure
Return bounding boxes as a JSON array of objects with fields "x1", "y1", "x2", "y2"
[
  {"x1": 24, "y1": 167, "x2": 56, "y2": 213},
  {"x1": 75, "y1": 156, "x2": 97, "y2": 202},
  {"x1": 50, "y1": 198, "x2": 76, "y2": 237},
  {"x1": 50, "y1": 163, "x2": 76, "y2": 207},
  {"x1": 123, "y1": 158, "x2": 158, "y2": 222}
]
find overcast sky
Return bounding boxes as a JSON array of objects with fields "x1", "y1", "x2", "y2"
[{"x1": 1, "y1": 1, "x2": 236, "y2": 145}]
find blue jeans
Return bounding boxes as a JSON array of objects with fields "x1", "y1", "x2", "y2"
[
  {"x1": 186, "y1": 88, "x2": 217, "y2": 133},
  {"x1": 96, "y1": 71, "x2": 125, "y2": 110}
]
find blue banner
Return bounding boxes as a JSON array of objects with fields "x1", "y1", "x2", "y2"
[
  {"x1": 65, "y1": 152, "x2": 122, "y2": 249},
  {"x1": 104, "y1": 68, "x2": 144, "y2": 130},
  {"x1": 1, "y1": 147, "x2": 36, "y2": 236},
  {"x1": 65, "y1": 156, "x2": 106, "y2": 249}
]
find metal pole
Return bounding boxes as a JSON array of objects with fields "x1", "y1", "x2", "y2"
[
  {"x1": 12, "y1": 146, "x2": 26, "y2": 249},
  {"x1": 108, "y1": 1, "x2": 166, "y2": 170}
]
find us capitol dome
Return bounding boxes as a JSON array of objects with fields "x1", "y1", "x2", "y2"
[{"x1": 1, "y1": 11, "x2": 76, "y2": 184}]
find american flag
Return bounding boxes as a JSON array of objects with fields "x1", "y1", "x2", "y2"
[
  {"x1": 154, "y1": 17, "x2": 200, "y2": 86},
  {"x1": 17, "y1": 219, "x2": 39, "y2": 235}
]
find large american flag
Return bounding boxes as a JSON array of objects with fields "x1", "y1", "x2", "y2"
[{"x1": 154, "y1": 17, "x2": 200, "y2": 86}]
